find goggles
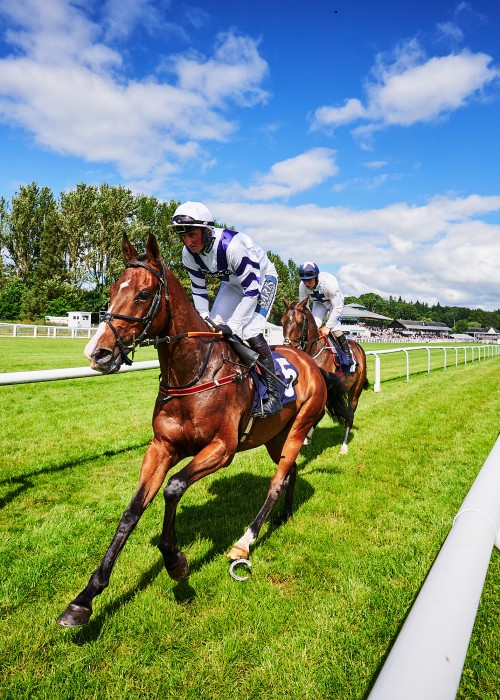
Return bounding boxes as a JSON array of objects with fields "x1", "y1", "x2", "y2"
[{"x1": 171, "y1": 215, "x2": 214, "y2": 235}]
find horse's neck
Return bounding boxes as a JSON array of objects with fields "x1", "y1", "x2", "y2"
[
  {"x1": 305, "y1": 314, "x2": 322, "y2": 350},
  {"x1": 157, "y1": 269, "x2": 219, "y2": 385},
  {"x1": 165, "y1": 269, "x2": 208, "y2": 336}
]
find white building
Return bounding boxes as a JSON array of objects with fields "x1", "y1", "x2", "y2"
[{"x1": 67, "y1": 312, "x2": 92, "y2": 329}]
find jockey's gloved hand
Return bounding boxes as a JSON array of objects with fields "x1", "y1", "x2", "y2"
[{"x1": 214, "y1": 323, "x2": 233, "y2": 338}]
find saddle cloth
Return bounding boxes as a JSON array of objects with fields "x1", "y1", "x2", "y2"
[{"x1": 251, "y1": 351, "x2": 298, "y2": 412}]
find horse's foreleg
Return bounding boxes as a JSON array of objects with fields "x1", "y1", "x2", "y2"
[
  {"x1": 57, "y1": 438, "x2": 177, "y2": 627},
  {"x1": 158, "y1": 440, "x2": 235, "y2": 580}
]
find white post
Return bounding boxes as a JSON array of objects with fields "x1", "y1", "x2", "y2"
[
  {"x1": 373, "y1": 353, "x2": 381, "y2": 392},
  {"x1": 368, "y1": 436, "x2": 500, "y2": 700}
]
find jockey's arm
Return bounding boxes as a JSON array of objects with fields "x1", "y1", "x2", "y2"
[{"x1": 182, "y1": 252, "x2": 210, "y2": 321}]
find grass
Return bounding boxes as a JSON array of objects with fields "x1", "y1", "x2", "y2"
[{"x1": 0, "y1": 339, "x2": 499, "y2": 699}]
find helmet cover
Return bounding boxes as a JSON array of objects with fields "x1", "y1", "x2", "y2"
[{"x1": 298, "y1": 261, "x2": 320, "y2": 280}]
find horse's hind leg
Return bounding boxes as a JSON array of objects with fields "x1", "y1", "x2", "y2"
[
  {"x1": 57, "y1": 439, "x2": 177, "y2": 627},
  {"x1": 340, "y1": 404, "x2": 355, "y2": 455},
  {"x1": 227, "y1": 431, "x2": 302, "y2": 560}
]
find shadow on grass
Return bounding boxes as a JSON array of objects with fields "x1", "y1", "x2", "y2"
[
  {"x1": 0, "y1": 441, "x2": 150, "y2": 510},
  {"x1": 67, "y1": 470, "x2": 315, "y2": 641}
]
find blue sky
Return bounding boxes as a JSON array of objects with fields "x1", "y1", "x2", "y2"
[{"x1": 1, "y1": 0, "x2": 499, "y2": 310}]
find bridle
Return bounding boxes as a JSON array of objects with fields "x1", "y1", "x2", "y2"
[
  {"x1": 283, "y1": 306, "x2": 311, "y2": 351},
  {"x1": 101, "y1": 259, "x2": 169, "y2": 366}
]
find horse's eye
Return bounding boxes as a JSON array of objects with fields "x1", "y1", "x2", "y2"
[{"x1": 137, "y1": 290, "x2": 150, "y2": 301}]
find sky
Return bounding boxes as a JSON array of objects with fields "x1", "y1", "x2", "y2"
[{"x1": 1, "y1": 0, "x2": 499, "y2": 311}]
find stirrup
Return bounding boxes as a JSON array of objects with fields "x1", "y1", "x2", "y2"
[{"x1": 251, "y1": 396, "x2": 282, "y2": 418}]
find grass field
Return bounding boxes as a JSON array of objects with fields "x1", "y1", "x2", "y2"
[{"x1": 0, "y1": 338, "x2": 499, "y2": 699}]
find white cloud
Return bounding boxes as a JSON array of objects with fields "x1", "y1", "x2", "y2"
[
  {"x1": 0, "y1": 1, "x2": 268, "y2": 180},
  {"x1": 436, "y1": 22, "x2": 464, "y2": 43},
  {"x1": 364, "y1": 160, "x2": 387, "y2": 169},
  {"x1": 210, "y1": 148, "x2": 339, "y2": 201},
  {"x1": 211, "y1": 193, "x2": 500, "y2": 310},
  {"x1": 311, "y1": 40, "x2": 500, "y2": 138}
]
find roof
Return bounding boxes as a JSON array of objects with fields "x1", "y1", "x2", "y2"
[
  {"x1": 467, "y1": 327, "x2": 499, "y2": 335},
  {"x1": 390, "y1": 319, "x2": 452, "y2": 332},
  {"x1": 342, "y1": 303, "x2": 392, "y2": 321}
]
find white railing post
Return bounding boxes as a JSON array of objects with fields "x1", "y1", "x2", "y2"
[
  {"x1": 373, "y1": 353, "x2": 381, "y2": 392},
  {"x1": 368, "y1": 436, "x2": 500, "y2": 700}
]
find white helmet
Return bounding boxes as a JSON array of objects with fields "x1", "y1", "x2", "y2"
[{"x1": 171, "y1": 201, "x2": 215, "y2": 231}]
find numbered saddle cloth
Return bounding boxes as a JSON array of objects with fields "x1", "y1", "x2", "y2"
[{"x1": 251, "y1": 351, "x2": 298, "y2": 412}]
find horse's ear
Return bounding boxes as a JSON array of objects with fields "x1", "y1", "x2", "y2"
[
  {"x1": 283, "y1": 298, "x2": 291, "y2": 309},
  {"x1": 298, "y1": 298, "x2": 308, "y2": 311},
  {"x1": 146, "y1": 234, "x2": 162, "y2": 263},
  {"x1": 122, "y1": 233, "x2": 139, "y2": 262}
]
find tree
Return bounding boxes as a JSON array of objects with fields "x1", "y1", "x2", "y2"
[
  {"x1": 84, "y1": 184, "x2": 136, "y2": 291},
  {"x1": 59, "y1": 184, "x2": 99, "y2": 287},
  {"x1": 0, "y1": 196, "x2": 9, "y2": 289},
  {"x1": 3, "y1": 182, "x2": 57, "y2": 282},
  {"x1": 267, "y1": 254, "x2": 299, "y2": 325}
]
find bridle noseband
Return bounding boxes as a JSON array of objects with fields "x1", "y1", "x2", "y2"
[{"x1": 101, "y1": 259, "x2": 169, "y2": 365}]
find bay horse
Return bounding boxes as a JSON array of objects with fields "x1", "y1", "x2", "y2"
[
  {"x1": 57, "y1": 234, "x2": 336, "y2": 628},
  {"x1": 281, "y1": 298, "x2": 368, "y2": 455}
]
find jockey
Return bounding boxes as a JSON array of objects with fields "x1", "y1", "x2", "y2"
[
  {"x1": 298, "y1": 261, "x2": 356, "y2": 372},
  {"x1": 171, "y1": 201, "x2": 283, "y2": 417}
]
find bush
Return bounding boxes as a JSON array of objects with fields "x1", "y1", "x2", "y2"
[{"x1": 0, "y1": 278, "x2": 25, "y2": 321}]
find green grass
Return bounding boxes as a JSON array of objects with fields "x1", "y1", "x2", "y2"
[{"x1": 0, "y1": 340, "x2": 499, "y2": 699}]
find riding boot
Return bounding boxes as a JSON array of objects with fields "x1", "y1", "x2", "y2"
[
  {"x1": 336, "y1": 332, "x2": 356, "y2": 372},
  {"x1": 248, "y1": 334, "x2": 283, "y2": 417}
]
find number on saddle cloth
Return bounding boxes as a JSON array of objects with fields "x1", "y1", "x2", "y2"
[{"x1": 250, "y1": 351, "x2": 298, "y2": 412}]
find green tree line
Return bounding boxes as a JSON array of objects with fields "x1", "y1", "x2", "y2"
[{"x1": 0, "y1": 181, "x2": 498, "y2": 331}]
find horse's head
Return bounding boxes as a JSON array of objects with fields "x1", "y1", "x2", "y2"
[
  {"x1": 85, "y1": 233, "x2": 167, "y2": 374},
  {"x1": 281, "y1": 298, "x2": 311, "y2": 349}
]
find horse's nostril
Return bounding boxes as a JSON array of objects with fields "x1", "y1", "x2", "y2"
[{"x1": 93, "y1": 348, "x2": 113, "y2": 365}]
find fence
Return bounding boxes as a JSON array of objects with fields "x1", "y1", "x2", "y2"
[
  {"x1": 0, "y1": 322, "x2": 97, "y2": 339},
  {"x1": 1, "y1": 343, "x2": 498, "y2": 387},
  {"x1": 368, "y1": 435, "x2": 500, "y2": 700},
  {"x1": 366, "y1": 344, "x2": 500, "y2": 392}
]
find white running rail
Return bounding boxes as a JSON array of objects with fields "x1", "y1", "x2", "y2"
[
  {"x1": 0, "y1": 360, "x2": 160, "y2": 386},
  {"x1": 366, "y1": 344, "x2": 499, "y2": 392},
  {"x1": 368, "y1": 436, "x2": 500, "y2": 700}
]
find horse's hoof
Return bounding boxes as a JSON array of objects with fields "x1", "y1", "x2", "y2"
[
  {"x1": 166, "y1": 552, "x2": 189, "y2": 580},
  {"x1": 339, "y1": 444, "x2": 348, "y2": 455},
  {"x1": 226, "y1": 544, "x2": 249, "y2": 561},
  {"x1": 56, "y1": 603, "x2": 92, "y2": 627}
]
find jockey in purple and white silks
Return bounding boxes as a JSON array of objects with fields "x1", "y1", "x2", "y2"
[
  {"x1": 298, "y1": 261, "x2": 356, "y2": 371},
  {"x1": 171, "y1": 201, "x2": 283, "y2": 417}
]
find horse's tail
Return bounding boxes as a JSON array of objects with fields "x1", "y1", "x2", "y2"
[{"x1": 319, "y1": 368, "x2": 351, "y2": 427}]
